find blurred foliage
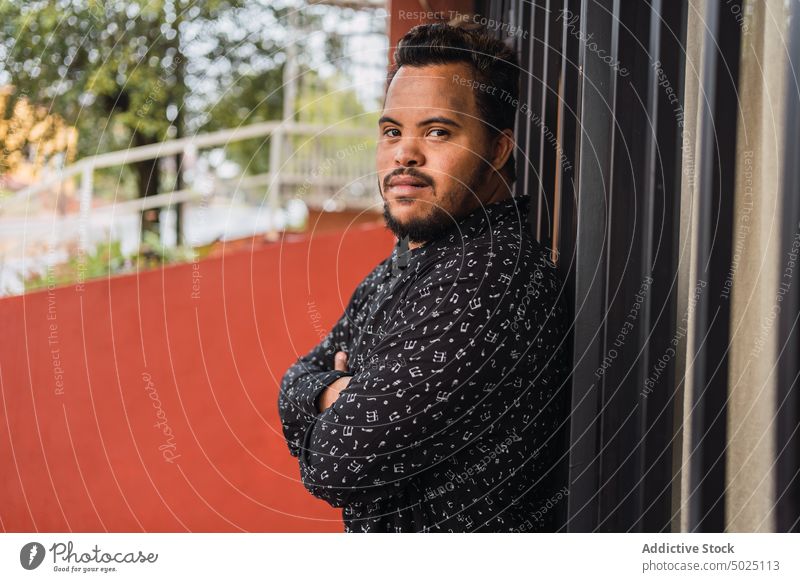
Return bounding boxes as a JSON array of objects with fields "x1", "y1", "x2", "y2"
[
  {"x1": 2, "y1": 1, "x2": 379, "y2": 294},
  {"x1": 137, "y1": 229, "x2": 198, "y2": 265},
  {"x1": 0, "y1": 0, "x2": 359, "y2": 195},
  {"x1": 202, "y1": 65, "x2": 284, "y2": 176},
  {"x1": 213, "y1": 68, "x2": 378, "y2": 177},
  {"x1": 296, "y1": 69, "x2": 379, "y2": 126},
  {"x1": 1, "y1": 0, "x2": 239, "y2": 156},
  {"x1": 0, "y1": 86, "x2": 78, "y2": 178},
  {"x1": 23, "y1": 231, "x2": 203, "y2": 292}
]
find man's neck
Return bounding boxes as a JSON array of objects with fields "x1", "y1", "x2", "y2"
[
  {"x1": 407, "y1": 178, "x2": 513, "y2": 250},
  {"x1": 482, "y1": 176, "x2": 514, "y2": 206}
]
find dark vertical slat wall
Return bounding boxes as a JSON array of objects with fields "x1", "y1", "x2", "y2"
[
  {"x1": 592, "y1": 0, "x2": 682, "y2": 534},
  {"x1": 549, "y1": 0, "x2": 581, "y2": 531},
  {"x1": 685, "y1": 0, "x2": 721, "y2": 533},
  {"x1": 565, "y1": 0, "x2": 616, "y2": 533},
  {"x1": 540, "y1": 0, "x2": 563, "y2": 249},
  {"x1": 556, "y1": 0, "x2": 580, "y2": 305},
  {"x1": 598, "y1": 0, "x2": 651, "y2": 532},
  {"x1": 475, "y1": 0, "x2": 686, "y2": 531},
  {"x1": 776, "y1": 0, "x2": 800, "y2": 534},
  {"x1": 513, "y1": 1, "x2": 531, "y2": 206},
  {"x1": 473, "y1": 0, "x2": 798, "y2": 531},
  {"x1": 641, "y1": 0, "x2": 685, "y2": 532},
  {"x1": 526, "y1": 2, "x2": 547, "y2": 239},
  {"x1": 686, "y1": 0, "x2": 742, "y2": 533}
]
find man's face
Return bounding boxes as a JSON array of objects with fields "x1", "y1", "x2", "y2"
[{"x1": 377, "y1": 62, "x2": 495, "y2": 244}]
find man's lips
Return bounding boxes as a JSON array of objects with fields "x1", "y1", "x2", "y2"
[
  {"x1": 386, "y1": 176, "x2": 432, "y2": 197},
  {"x1": 388, "y1": 175, "x2": 429, "y2": 187}
]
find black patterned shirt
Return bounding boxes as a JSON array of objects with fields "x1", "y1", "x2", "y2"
[{"x1": 277, "y1": 194, "x2": 571, "y2": 532}]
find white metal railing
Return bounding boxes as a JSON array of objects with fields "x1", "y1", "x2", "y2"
[{"x1": 11, "y1": 120, "x2": 379, "y2": 251}]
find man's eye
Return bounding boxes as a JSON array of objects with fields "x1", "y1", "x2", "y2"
[
  {"x1": 382, "y1": 128, "x2": 400, "y2": 137},
  {"x1": 428, "y1": 128, "x2": 449, "y2": 138}
]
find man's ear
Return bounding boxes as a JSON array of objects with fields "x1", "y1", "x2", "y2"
[{"x1": 491, "y1": 129, "x2": 515, "y2": 172}]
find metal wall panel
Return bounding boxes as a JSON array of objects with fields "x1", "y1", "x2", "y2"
[
  {"x1": 475, "y1": 0, "x2": 798, "y2": 533},
  {"x1": 775, "y1": 0, "x2": 800, "y2": 534},
  {"x1": 477, "y1": 0, "x2": 687, "y2": 531},
  {"x1": 684, "y1": 0, "x2": 742, "y2": 533}
]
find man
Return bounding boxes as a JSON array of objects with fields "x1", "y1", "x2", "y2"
[{"x1": 278, "y1": 23, "x2": 571, "y2": 532}]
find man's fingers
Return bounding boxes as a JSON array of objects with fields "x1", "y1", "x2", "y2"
[{"x1": 334, "y1": 351, "x2": 348, "y2": 371}]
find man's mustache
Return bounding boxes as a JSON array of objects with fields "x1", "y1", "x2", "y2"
[{"x1": 382, "y1": 168, "x2": 435, "y2": 190}]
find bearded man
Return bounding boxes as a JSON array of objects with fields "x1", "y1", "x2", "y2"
[{"x1": 278, "y1": 23, "x2": 571, "y2": 533}]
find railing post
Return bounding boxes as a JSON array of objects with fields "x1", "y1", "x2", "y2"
[
  {"x1": 267, "y1": 126, "x2": 283, "y2": 241},
  {"x1": 78, "y1": 165, "x2": 93, "y2": 253},
  {"x1": 178, "y1": 143, "x2": 198, "y2": 248}
]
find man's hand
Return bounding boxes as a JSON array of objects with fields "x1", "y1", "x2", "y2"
[{"x1": 316, "y1": 351, "x2": 351, "y2": 413}]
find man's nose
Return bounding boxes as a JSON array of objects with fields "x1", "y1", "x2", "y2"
[{"x1": 393, "y1": 137, "x2": 424, "y2": 167}]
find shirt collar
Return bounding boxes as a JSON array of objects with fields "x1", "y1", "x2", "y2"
[
  {"x1": 447, "y1": 193, "x2": 532, "y2": 240},
  {"x1": 390, "y1": 194, "x2": 532, "y2": 272}
]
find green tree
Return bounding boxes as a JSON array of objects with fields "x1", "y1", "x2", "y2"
[{"x1": 0, "y1": 0, "x2": 350, "y2": 240}]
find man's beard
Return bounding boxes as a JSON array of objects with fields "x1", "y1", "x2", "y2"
[
  {"x1": 380, "y1": 169, "x2": 485, "y2": 245},
  {"x1": 382, "y1": 199, "x2": 457, "y2": 244}
]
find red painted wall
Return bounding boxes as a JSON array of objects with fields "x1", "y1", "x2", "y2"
[
  {"x1": 388, "y1": 0, "x2": 477, "y2": 61},
  {"x1": 0, "y1": 224, "x2": 395, "y2": 532}
]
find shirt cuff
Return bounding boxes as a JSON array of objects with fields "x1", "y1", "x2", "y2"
[{"x1": 301, "y1": 369, "x2": 353, "y2": 416}]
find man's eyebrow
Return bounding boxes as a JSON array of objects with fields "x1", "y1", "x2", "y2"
[
  {"x1": 418, "y1": 116, "x2": 462, "y2": 128},
  {"x1": 378, "y1": 115, "x2": 463, "y2": 128}
]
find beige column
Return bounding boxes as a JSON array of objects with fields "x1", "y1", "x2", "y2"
[{"x1": 724, "y1": 0, "x2": 790, "y2": 533}]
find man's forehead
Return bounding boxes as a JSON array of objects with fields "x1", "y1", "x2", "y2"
[{"x1": 383, "y1": 63, "x2": 477, "y2": 118}]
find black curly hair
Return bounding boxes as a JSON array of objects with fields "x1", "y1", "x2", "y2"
[{"x1": 386, "y1": 23, "x2": 520, "y2": 182}]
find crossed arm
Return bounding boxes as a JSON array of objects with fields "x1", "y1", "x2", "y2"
[
  {"x1": 277, "y1": 249, "x2": 568, "y2": 508},
  {"x1": 277, "y1": 283, "x2": 363, "y2": 458}
]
